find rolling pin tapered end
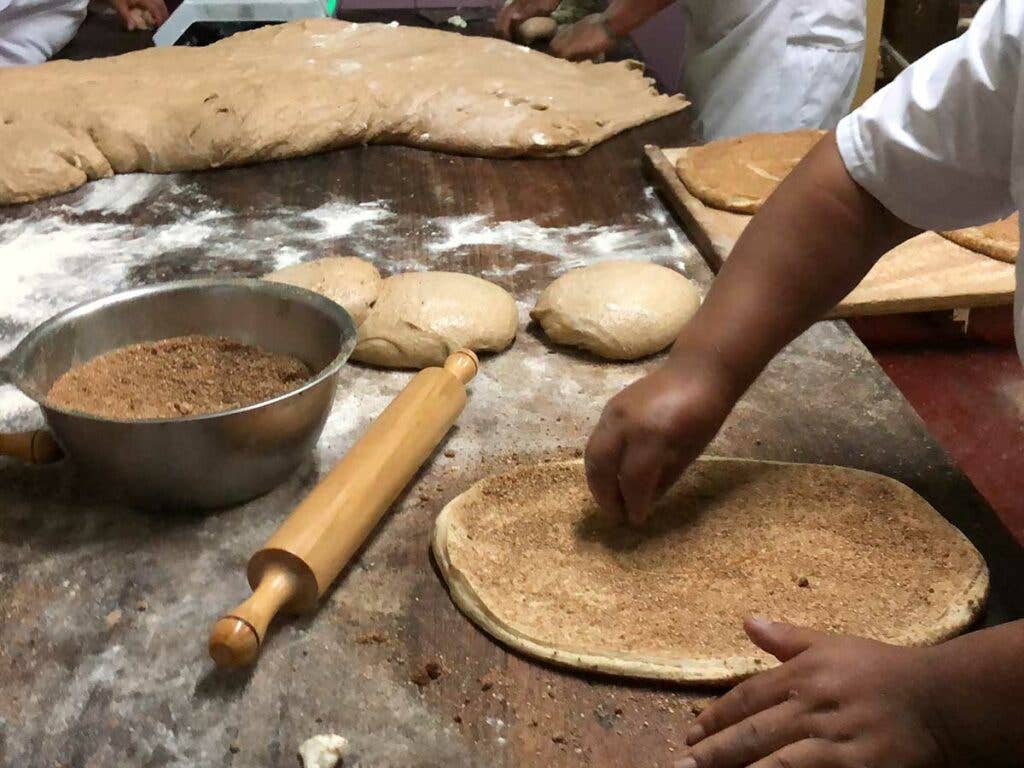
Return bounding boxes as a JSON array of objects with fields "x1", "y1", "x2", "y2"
[
  {"x1": 209, "y1": 616, "x2": 261, "y2": 668},
  {"x1": 444, "y1": 349, "x2": 478, "y2": 385}
]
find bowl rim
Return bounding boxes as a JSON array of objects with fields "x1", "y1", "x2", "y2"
[{"x1": 1, "y1": 278, "x2": 356, "y2": 426}]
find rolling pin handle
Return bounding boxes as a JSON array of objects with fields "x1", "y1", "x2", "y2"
[
  {"x1": 0, "y1": 429, "x2": 63, "y2": 464},
  {"x1": 209, "y1": 349, "x2": 479, "y2": 668},
  {"x1": 208, "y1": 563, "x2": 302, "y2": 667},
  {"x1": 444, "y1": 348, "x2": 479, "y2": 385}
]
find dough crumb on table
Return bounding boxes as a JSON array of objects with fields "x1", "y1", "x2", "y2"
[{"x1": 298, "y1": 734, "x2": 349, "y2": 768}]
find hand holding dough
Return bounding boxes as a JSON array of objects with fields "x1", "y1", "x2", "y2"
[
  {"x1": 353, "y1": 271, "x2": 518, "y2": 369},
  {"x1": 531, "y1": 260, "x2": 700, "y2": 359},
  {"x1": 265, "y1": 256, "x2": 382, "y2": 326}
]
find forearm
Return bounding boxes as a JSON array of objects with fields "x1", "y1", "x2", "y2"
[
  {"x1": 602, "y1": 0, "x2": 674, "y2": 36},
  {"x1": 928, "y1": 620, "x2": 1024, "y2": 765},
  {"x1": 666, "y1": 132, "x2": 917, "y2": 398}
]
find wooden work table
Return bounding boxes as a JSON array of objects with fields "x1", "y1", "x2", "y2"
[{"x1": 0, "y1": 10, "x2": 1021, "y2": 768}]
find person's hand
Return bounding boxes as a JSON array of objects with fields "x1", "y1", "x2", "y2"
[
  {"x1": 678, "y1": 618, "x2": 946, "y2": 768},
  {"x1": 549, "y1": 13, "x2": 615, "y2": 61},
  {"x1": 584, "y1": 350, "x2": 738, "y2": 525},
  {"x1": 110, "y1": 0, "x2": 169, "y2": 30},
  {"x1": 495, "y1": 0, "x2": 559, "y2": 40}
]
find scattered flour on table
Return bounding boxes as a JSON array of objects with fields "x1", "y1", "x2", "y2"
[
  {"x1": 0, "y1": 194, "x2": 395, "y2": 346},
  {"x1": 0, "y1": 386, "x2": 35, "y2": 420},
  {"x1": 302, "y1": 200, "x2": 393, "y2": 241},
  {"x1": 425, "y1": 186, "x2": 694, "y2": 276},
  {"x1": 64, "y1": 174, "x2": 169, "y2": 215}
]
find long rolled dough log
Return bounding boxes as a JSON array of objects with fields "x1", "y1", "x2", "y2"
[{"x1": 0, "y1": 19, "x2": 688, "y2": 205}]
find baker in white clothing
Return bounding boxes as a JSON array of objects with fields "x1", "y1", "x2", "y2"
[
  {"x1": 496, "y1": 0, "x2": 865, "y2": 138},
  {"x1": 586, "y1": 0, "x2": 1024, "y2": 765},
  {"x1": 0, "y1": 0, "x2": 167, "y2": 66}
]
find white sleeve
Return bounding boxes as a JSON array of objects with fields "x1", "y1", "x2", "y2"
[{"x1": 836, "y1": 0, "x2": 1021, "y2": 231}]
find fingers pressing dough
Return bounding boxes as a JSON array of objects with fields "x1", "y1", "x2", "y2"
[
  {"x1": 940, "y1": 212, "x2": 1019, "y2": 263},
  {"x1": 531, "y1": 260, "x2": 700, "y2": 360},
  {"x1": 353, "y1": 271, "x2": 518, "y2": 369},
  {"x1": 675, "y1": 129, "x2": 826, "y2": 214},
  {"x1": 265, "y1": 256, "x2": 382, "y2": 326}
]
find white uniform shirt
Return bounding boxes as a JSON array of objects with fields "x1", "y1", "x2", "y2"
[
  {"x1": 0, "y1": 0, "x2": 87, "y2": 66},
  {"x1": 681, "y1": 0, "x2": 866, "y2": 139},
  {"x1": 836, "y1": 0, "x2": 1024, "y2": 362}
]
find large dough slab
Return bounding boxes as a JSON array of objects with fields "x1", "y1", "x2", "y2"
[
  {"x1": 433, "y1": 458, "x2": 988, "y2": 685},
  {"x1": 646, "y1": 145, "x2": 1016, "y2": 317},
  {"x1": 0, "y1": 19, "x2": 687, "y2": 205}
]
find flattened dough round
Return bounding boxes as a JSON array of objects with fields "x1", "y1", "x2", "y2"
[
  {"x1": 352, "y1": 271, "x2": 518, "y2": 368},
  {"x1": 676, "y1": 129, "x2": 826, "y2": 214},
  {"x1": 940, "y1": 213, "x2": 1019, "y2": 263},
  {"x1": 531, "y1": 261, "x2": 700, "y2": 360},
  {"x1": 265, "y1": 256, "x2": 382, "y2": 325},
  {"x1": 433, "y1": 458, "x2": 988, "y2": 684}
]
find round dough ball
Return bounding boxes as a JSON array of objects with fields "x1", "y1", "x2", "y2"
[
  {"x1": 353, "y1": 271, "x2": 518, "y2": 369},
  {"x1": 516, "y1": 16, "x2": 557, "y2": 44},
  {"x1": 531, "y1": 260, "x2": 700, "y2": 360},
  {"x1": 265, "y1": 256, "x2": 382, "y2": 326}
]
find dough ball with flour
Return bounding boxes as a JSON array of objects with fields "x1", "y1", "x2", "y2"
[
  {"x1": 265, "y1": 256, "x2": 382, "y2": 326},
  {"x1": 353, "y1": 271, "x2": 518, "y2": 369},
  {"x1": 516, "y1": 16, "x2": 558, "y2": 44},
  {"x1": 531, "y1": 260, "x2": 700, "y2": 360}
]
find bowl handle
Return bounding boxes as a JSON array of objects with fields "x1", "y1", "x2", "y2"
[{"x1": 0, "y1": 354, "x2": 63, "y2": 464}]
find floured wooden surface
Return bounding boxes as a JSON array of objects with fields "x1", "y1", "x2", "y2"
[
  {"x1": 1, "y1": 100, "x2": 1021, "y2": 767},
  {"x1": 435, "y1": 458, "x2": 988, "y2": 684},
  {"x1": 648, "y1": 146, "x2": 1016, "y2": 317}
]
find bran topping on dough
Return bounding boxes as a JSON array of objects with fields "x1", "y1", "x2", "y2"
[
  {"x1": 434, "y1": 458, "x2": 988, "y2": 684},
  {"x1": 940, "y1": 213, "x2": 1019, "y2": 264},
  {"x1": 675, "y1": 130, "x2": 826, "y2": 214}
]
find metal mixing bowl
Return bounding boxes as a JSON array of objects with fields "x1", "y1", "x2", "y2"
[{"x1": 0, "y1": 279, "x2": 356, "y2": 509}]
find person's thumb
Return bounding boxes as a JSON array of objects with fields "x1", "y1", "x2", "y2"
[{"x1": 744, "y1": 617, "x2": 826, "y2": 662}]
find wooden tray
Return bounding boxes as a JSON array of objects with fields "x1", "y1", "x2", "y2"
[{"x1": 644, "y1": 144, "x2": 1016, "y2": 318}]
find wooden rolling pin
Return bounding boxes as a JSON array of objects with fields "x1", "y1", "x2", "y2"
[
  {"x1": 0, "y1": 429, "x2": 62, "y2": 464},
  {"x1": 209, "y1": 348, "x2": 479, "y2": 667}
]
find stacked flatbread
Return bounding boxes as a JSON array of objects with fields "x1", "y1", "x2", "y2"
[
  {"x1": 941, "y1": 213, "x2": 1019, "y2": 264},
  {"x1": 675, "y1": 130, "x2": 825, "y2": 214},
  {"x1": 676, "y1": 131, "x2": 1020, "y2": 265}
]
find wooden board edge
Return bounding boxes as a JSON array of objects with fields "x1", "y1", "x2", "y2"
[
  {"x1": 832, "y1": 288, "x2": 1017, "y2": 318},
  {"x1": 642, "y1": 144, "x2": 727, "y2": 272},
  {"x1": 642, "y1": 146, "x2": 1015, "y2": 318}
]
